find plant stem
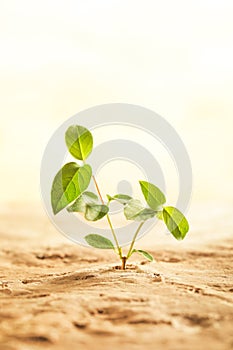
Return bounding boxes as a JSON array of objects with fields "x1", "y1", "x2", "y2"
[
  {"x1": 121, "y1": 256, "x2": 127, "y2": 270},
  {"x1": 92, "y1": 175, "x2": 122, "y2": 258},
  {"x1": 126, "y1": 222, "x2": 145, "y2": 259}
]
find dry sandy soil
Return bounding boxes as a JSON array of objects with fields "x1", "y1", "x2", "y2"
[{"x1": 0, "y1": 203, "x2": 232, "y2": 350}]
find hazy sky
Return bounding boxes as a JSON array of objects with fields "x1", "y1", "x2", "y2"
[{"x1": 0, "y1": 0, "x2": 232, "y2": 204}]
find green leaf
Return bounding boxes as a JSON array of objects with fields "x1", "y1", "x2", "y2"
[
  {"x1": 67, "y1": 191, "x2": 98, "y2": 213},
  {"x1": 124, "y1": 199, "x2": 156, "y2": 221},
  {"x1": 51, "y1": 163, "x2": 92, "y2": 215},
  {"x1": 131, "y1": 249, "x2": 154, "y2": 262},
  {"x1": 139, "y1": 181, "x2": 166, "y2": 210},
  {"x1": 85, "y1": 234, "x2": 114, "y2": 249},
  {"x1": 107, "y1": 194, "x2": 132, "y2": 205},
  {"x1": 65, "y1": 125, "x2": 93, "y2": 160},
  {"x1": 67, "y1": 191, "x2": 109, "y2": 221},
  {"x1": 85, "y1": 204, "x2": 109, "y2": 221},
  {"x1": 163, "y1": 206, "x2": 189, "y2": 240},
  {"x1": 156, "y1": 211, "x2": 163, "y2": 220}
]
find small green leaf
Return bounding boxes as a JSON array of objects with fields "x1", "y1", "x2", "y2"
[
  {"x1": 85, "y1": 204, "x2": 109, "y2": 221},
  {"x1": 82, "y1": 191, "x2": 99, "y2": 203},
  {"x1": 124, "y1": 199, "x2": 156, "y2": 221},
  {"x1": 67, "y1": 191, "x2": 108, "y2": 221},
  {"x1": 67, "y1": 191, "x2": 98, "y2": 213},
  {"x1": 131, "y1": 249, "x2": 154, "y2": 262},
  {"x1": 163, "y1": 206, "x2": 189, "y2": 240},
  {"x1": 51, "y1": 163, "x2": 92, "y2": 214},
  {"x1": 156, "y1": 211, "x2": 163, "y2": 220},
  {"x1": 65, "y1": 125, "x2": 93, "y2": 160},
  {"x1": 85, "y1": 234, "x2": 114, "y2": 249},
  {"x1": 107, "y1": 194, "x2": 132, "y2": 205},
  {"x1": 67, "y1": 195, "x2": 86, "y2": 213},
  {"x1": 139, "y1": 181, "x2": 166, "y2": 210}
]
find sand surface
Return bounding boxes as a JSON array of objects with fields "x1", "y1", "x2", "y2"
[{"x1": 0, "y1": 203, "x2": 233, "y2": 350}]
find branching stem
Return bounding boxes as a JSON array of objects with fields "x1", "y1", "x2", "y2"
[
  {"x1": 126, "y1": 222, "x2": 145, "y2": 259},
  {"x1": 92, "y1": 175, "x2": 122, "y2": 258}
]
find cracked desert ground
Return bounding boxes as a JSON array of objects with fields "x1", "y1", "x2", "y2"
[{"x1": 0, "y1": 201, "x2": 232, "y2": 350}]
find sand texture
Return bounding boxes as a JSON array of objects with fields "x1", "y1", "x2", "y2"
[{"x1": 0, "y1": 203, "x2": 233, "y2": 350}]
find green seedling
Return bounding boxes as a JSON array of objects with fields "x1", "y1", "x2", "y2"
[{"x1": 51, "y1": 125, "x2": 189, "y2": 270}]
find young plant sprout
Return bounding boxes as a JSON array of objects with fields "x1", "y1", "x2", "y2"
[{"x1": 51, "y1": 125, "x2": 189, "y2": 270}]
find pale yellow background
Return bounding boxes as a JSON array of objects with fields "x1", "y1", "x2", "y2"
[{"x1": 0, "y1": 1, "x2": 232, "y2": 217}]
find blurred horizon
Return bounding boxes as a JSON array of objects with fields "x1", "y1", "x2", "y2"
[{"x1": 0, "y1": 1, "x2": 233, "y2": 210}]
